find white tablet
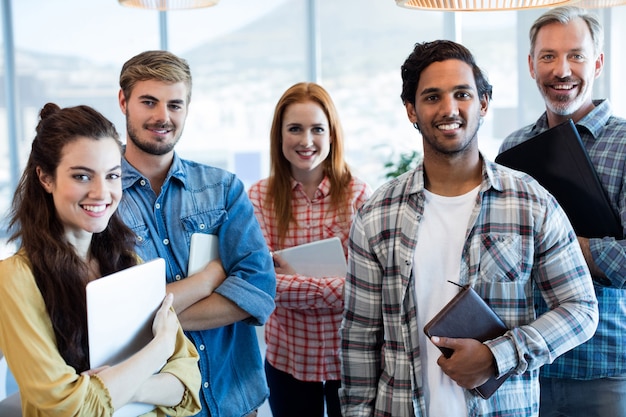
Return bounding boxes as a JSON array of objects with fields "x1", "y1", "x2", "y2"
[
  {"x1": 275, "y1": 237, "x2": 347, "y2": 278},
  {"x1": 86, "y1": 258, "x2": 166, "y2": 417},
  {"x1": 188, "y1": 233, "x2": 219, "y2": 276}
]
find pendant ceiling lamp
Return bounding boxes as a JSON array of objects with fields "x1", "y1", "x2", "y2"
[
  {"x1": 118, "y1": 0, "x2": 219, "y2": 11},
  {"x1": 396, "y1": 0, "x2": 574, "y2": 11},
  {"x1": 571, "y1": 0, "x2": 626, "y2": 7}
]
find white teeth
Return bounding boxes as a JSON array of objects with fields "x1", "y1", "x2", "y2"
[
  {"x1": 438, "y1": 123, "x2": 460, "y2": 130},
  {"x1": 553, "y1": 85, "x2": 574, "y2": 90},
  {"x1": 83, "y1": 205, "x2": 106, "y2": 213},
  {"x1": 298, "y1": 150, "x2": 315, "y2": 156}
]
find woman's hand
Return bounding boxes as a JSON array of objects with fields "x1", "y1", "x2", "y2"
[
  {"x1": 94, "y1": 293, "x2": 187, "y2": 410},
  {"x1": 151, "y1": 293, "x2": 179, "y2": 358},
  {"x1": 272, "y1": 252, "x2": 297, "y2": 275}
]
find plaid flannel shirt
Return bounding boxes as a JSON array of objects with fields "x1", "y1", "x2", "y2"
[
  {"x1": 501, "y1": 99, "x2": 626, "y2": 379},
  {"x1": 249, "y1": 176, "x2": 371, "y2": 382},
  {"x1": 339, "y1": 156, "x2": 598, "y2": 417}
]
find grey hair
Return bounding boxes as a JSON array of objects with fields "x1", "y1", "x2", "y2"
[{"x1": 529, "y1": 6, "x2": 603, "y2": 58}]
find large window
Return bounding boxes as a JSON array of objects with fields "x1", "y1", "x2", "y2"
[{"x1": 1, "y1": 0, "x2": 625, "y2": 245}]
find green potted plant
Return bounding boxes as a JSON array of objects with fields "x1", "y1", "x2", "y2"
[{"x1": 382, "y1": 150, "x2": 421, "y2": 179}]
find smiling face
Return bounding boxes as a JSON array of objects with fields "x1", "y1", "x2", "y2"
[
  {"x1": 529, "y1": 17, "x2": 603, "y2": 123},
  {"x1": 38, "y1": 136, "x2": 123, "y2": 243},
  {"x1": 119, "y1": 79, "x2": 189, "y2": 157},
  {"x1": 405, "y1": 59, "x2": 488, "y2": 159},
  {"x1": 281, "y1": 100, "x2": 331, "y2": 183}
]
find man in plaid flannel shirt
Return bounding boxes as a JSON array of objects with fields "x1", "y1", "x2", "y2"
[
  {"x1": 500, "y1": 6, "x2": 626, "y2": 417},
  {"x1": 340, "y1": 39, "x2": 598, "y2": 417}
]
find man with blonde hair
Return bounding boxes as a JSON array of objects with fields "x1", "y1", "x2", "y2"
[{"x1": 117, "y1": 50, "x2": 276, "y2": 417}]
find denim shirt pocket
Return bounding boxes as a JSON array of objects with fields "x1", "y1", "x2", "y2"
[
  {"x1": 478, "y1": 233, "x2": 522, "y2": 283},
  {"x1": 128, "y1": 223, "x2": 160, "y2": 261},
  {"x1": 180, "y1": 209, "x2": 228, "y2": 241}
]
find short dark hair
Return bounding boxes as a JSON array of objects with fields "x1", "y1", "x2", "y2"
[{"x1": 400, "y1": 40, "x2": 493, "y2": 106}]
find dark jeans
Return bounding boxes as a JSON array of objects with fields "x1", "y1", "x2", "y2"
[
  {"x1": 540, "y1": 375, "x2": 626, "y2": 417},
  {"x1": 265, "y1": 360, "x2": 341, "y2": 417}
]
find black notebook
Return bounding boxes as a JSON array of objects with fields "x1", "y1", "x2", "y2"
[
  {"x1": 423, "y1": 284, "x2": 512, "y2": 399},
  {"x1": 496, "y1": 119, "x2": 622, "y2": 238}
]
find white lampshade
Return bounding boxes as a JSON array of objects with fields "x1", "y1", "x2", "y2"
[
  {"x1": 571, "y1": 0, "x2": 626, "y2": 7},
  {"x1": 396, "y1": 0, "x2": 574, "y2": 11},
  {"x1": 118, "y1": 0, "x2": 219, "y2": 11}
]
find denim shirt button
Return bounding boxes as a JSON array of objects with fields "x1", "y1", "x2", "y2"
[
  {"x1": 199, "y1": 224, "x2": 206, "y2": 229},
  {"x1": 199, "y1": 344, "x2": 205, "y2": 351},
  {"x1": 204, "y1": 382, "x2": 209, "y2": 388},
  {"x1": 140, "y1": 179, "x2": 146, "y2": 186},
  {"x1": 155, "y1": 203, "x2": 161, "y2": 210},
  {"x1": 175, "y1": 274, "x2": 181, "y2": 281},
  {"x1": 163, "y1": 238, "x2": 169, "y2": 245}
]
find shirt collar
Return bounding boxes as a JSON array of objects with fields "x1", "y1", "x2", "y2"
[
  {"x1": 290, "y1": 175, "x2": 331, "y2": 199},
  {"x1": 122, "y1": 149, "x2": 186, "y2": 190},
  {"x1": 482, "y1": 154, "x2": 504, "y2": 193},
  {"x1": 531, "y1": 99, "x2": 612, "y2": 141},
  {"x1": 411, "y1": 152, "x2": 500, "y2": 195},
  {"x1": 577, "y1": 99, "x2": 612, "y2": 139}
]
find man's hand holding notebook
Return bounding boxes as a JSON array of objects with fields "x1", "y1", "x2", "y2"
[{"x1": 423, "y1": 283, "x2": 512, "y2": 399}]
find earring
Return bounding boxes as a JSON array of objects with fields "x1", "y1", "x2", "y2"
[{"x1": 413, "y1": 122, "x2": 419, "y2": 130}]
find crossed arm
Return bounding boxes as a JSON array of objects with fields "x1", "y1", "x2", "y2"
[{"x1": 166, "y1": 259, "x2": 250, "y2": 331}]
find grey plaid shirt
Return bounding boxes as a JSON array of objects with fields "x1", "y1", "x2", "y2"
[
  {"x1": 501, "y1": 99, "x2": 626, "y2": 380},
  {"x1": 339, "y1": 156, "x2": 598, "y2": 417}
]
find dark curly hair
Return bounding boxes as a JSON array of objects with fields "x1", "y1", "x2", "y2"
[{"x1": 400, "y1": 40, "x2": 493, "y2": 106}]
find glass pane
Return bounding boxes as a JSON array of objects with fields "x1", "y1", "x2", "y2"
[
  {"x1": 1, "y1": 0, "x2": 624, "y2": 245},
  {"x1": 459, "y1": 10, "x2": 541, "y2": 160},
  {"x1": 0, "y1": 0, "x2": 159, "y2": 244},
  {"x1": 0, "y1": 3, "x2": 7, "y2": 249},
  {"x1": 608, "y1": 7, "x2": 626, "y2": 116},
  {"x1": 320, "y1": 2, "x2": 445, "y2": 190},
  {"x1": 168, "y1": 0, "x2": 306, "y2": 188}
]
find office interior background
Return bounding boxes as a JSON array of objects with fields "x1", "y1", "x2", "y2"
[
  {"x1": 1, "y1": 1, "x2": 626, "y2": 257},
  {"x1": 1, "y1": 0, "x2": 626, "y2": 410}
]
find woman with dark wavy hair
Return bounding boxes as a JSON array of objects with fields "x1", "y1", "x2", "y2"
[{"x1": 0, "y1": 103, "x2": 201, "y2": 416}]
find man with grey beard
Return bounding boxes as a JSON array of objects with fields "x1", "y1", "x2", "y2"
[{"x1": 499, "y1": 6, "x2": 626, "y2": 417}]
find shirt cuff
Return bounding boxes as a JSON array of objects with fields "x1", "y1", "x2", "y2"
[{"x1": 485, "y1": 335, "x2": 519, "y2": 378}]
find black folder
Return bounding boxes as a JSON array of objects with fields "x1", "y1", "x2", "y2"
[
  {"x1": 495, "y1": 119, "x2": 622, "y2": 238},
  {"x1": 423, "y1": 284, "x2": 512, "y2": 399}
]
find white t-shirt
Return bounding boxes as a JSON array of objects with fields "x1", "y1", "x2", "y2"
[{"x1": 414, "y1": 186, "x2": 479, "y2": 417}]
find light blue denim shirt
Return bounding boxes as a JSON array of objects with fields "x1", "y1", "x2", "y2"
[{"x1": 119, "y1": 152, "x2": 276, "y2": 417}]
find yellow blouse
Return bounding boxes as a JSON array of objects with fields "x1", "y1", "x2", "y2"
[{"x1": 0, "y1": 251, "x2": 201, "y2": 417}]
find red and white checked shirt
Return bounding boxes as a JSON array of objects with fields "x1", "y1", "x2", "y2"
[{"x1": 248, "y1": 175, "x2": 371, "y2": 381}]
